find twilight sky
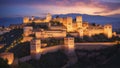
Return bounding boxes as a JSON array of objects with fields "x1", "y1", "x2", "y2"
[{"x1": 0, "y1": 0, "x2": 120, "y2": 17}]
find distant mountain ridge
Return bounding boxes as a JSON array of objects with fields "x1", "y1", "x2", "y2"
[
  {"x1": 0, "y1": 13, "x2": 120, "y2": 29},
  {"x1": 53, "y1": 13, "x2": 120, "y2": 24},
  {"x1": 0, "y1": 17, "x2": 23, "y2": 26}
]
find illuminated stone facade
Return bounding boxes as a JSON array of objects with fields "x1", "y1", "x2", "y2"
[
  {"x1": 35, "y1": 30, "x2": 66, "y2": 39},
  {"x1": 104, "y1": 24, "x2": 112, "y2": 38},
  {"x1": 23, "y1": 13, "x2": 114, "y2": 39},
  {"x1": 64, "y1": 37, "x2": 75, "y2": 53},
  {"x1": 76, "y1": 16, "x2": 82, "y2": 28},
  {"x1": 23, "y1": 13, "x2": 52, "y2": 24},
  {"x1": 0, "y1": 52, "x2": 14, "y2": 65},
  {"x1": 30, "y1": 39, "x2": 41, "y2": 59}
]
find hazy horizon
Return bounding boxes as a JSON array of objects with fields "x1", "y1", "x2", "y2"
[{"x1": 0, "y1": 13, "x2": 120, "y2": 29}]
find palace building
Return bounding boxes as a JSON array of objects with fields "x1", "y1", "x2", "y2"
[{"x1": 22, "y1": 13, "x2": 115, "y2": 42}]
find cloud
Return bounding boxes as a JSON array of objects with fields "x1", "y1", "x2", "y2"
[
  {"x1": 93, "y1": 1, "x2": 120, "y2": 16},
  {"x1": 0, "y1": 0, "x2": 120, "y2": 17}
]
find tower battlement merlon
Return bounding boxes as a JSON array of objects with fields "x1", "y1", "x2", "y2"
[
  {"x1": 66, "y1": 17, "x2": 73, "y2": 32},
  {"x1": 63, "y1": 37, "x2": 75, "y2": 54}
]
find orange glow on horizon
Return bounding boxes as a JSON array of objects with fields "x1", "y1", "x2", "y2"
[{"x1": 31, "y1": 4, "x2": 120, "y2": 17}]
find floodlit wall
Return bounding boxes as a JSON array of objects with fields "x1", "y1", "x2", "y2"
[
  {"x1": 35, "y1": 30, "x2": 66, "y2": 38},
  {"x1": 104, "y1": 24, "x2": 112, "y2": 38},
  {"x1": 0, "y1": 52, "x2": 14, "y2": 65}
]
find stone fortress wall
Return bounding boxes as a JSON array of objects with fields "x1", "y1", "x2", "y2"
[
  {"x1": 19, "y1": 37, "x2": 116, "y2": 64},
  {"x1": 35, "y1": 30, "x2": 66, "y2": 39}
]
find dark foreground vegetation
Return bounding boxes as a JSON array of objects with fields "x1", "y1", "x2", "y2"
[
  {"x1": 28, "y1": 50, "x2": 68, "y2": 68},
  {"x1": 0, "y1": 29, "x2": 23, "y2": 53},
  {"x1": 1, "y1": 44, "x2": 120, "y2": 68},
  {"x1": 9, "y1": 42, "x2": 30, "y2": 58},
  {"x1": 69, "y1": 44, "x2": 120, "y2": 68}
]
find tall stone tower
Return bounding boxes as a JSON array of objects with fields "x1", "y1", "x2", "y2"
[
  {"x1": 64, "y1": 37, "x2": 75, "y2": 53},
  {"x1": 63, "y1": 18, "x2": 67, "y2": 27},
  {"x1": 46, "y1": 13, "x2": 52, "y2": 22},
  {"x1": 66, "y1": 17, "x2": 73, "y2": 32},
  {"x1": 76, "y1": 16, "x2": 82, "y2": 28},
  {"x1": 23, "y1": 17, "x2": 29, "y2": 23},
  {"x1": 30, "y1": 39, "x2": 41, "y2": 60},
  {"x1": 63, "y1": 37, "x2": 78, "y2": 66},
  {"x1": 78, "y1": 28, "x2": 83, "y2": 39},
  {"x1": 104, "y1": 24, "x2": 112, "y2": 38}
]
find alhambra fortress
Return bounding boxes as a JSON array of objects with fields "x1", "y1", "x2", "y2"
[
  {"x1": 23, "y1": 13, "x2": 114, "y2": 41},
  {"x1": 0, "y1": 13, "x2": 118, "y2": 66},
  {"x1": 22, "y1": 13, "x2": 116, "y2": 61}
]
